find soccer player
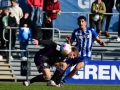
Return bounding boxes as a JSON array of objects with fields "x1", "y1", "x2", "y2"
[
  {"x1": 23, "y1": 39, "x2": 79, "y2": 86},
  {"x1": 48, "y1": 16, "x2": 106, "y2": 86}
]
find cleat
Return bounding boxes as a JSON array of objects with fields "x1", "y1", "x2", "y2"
[
  {"x1": 47, "y1": 80, "x2": 58, "y2": 87},
  {"x1": 23, "y1": 81, "x2": 30, "y2": 86}
]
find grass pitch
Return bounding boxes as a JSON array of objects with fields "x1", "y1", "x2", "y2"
[{"x1": 0, "y1": 82, "x2": 120, "y2": 90}]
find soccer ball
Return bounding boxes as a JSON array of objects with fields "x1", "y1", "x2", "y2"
[{"x1": 60, "y1": 43, "x2": 71, "y2": 55}]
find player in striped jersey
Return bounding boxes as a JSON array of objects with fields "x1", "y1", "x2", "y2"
[{"x1": 48, "y1": 16, "x2": 106, "y2": 86}]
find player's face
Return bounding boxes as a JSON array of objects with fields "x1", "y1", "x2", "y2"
[
  {"x1": 67, "y1": 51, "x2": 78, "y2": 59},
  {"x1": 78, "y1": 19, "x2": 86, "y2": 30}
]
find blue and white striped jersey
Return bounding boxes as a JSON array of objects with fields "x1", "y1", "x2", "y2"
[{"x1": 71, "y1": 27, "x2": 98, "y2": 57}]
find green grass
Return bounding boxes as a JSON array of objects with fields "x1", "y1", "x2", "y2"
[{"x1": 0, "y1": 82, "x2": 120, "y2": 90}]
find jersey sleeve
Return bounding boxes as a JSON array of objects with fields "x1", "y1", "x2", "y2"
[
  {"x1": 71, "y1": 30, "x2": 76, "y2": 42},
  {"x1": 65, "y1": 59, "x2": 73, "y2": 65},
  {"x1": 65, "y1": 58, "x2": 78, "y2": 66},
  {"x1": 91, "y1": 28, "x2": 99, "y2": 39}
]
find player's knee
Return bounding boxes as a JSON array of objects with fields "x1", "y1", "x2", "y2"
[{"x1": 43, "y1": 74, "x2": 51, "y2": 80}]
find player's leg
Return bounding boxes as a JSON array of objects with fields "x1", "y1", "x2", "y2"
[
  {"x1": 23, "y1": 56, "x2": 51, "y2": 86},
  {"x1": 23, "y1": 69, "x2": 51, "y2": 86},
  {"x1": 67, "y1": 61, "x2": 84, "y2": 78},
  {"x1": 62, "y1": 57, "x2": 90, "y2": 82},
  {"x1": 47, "y1": 61, "x2": 69, "y2": 86},
  {"x1": 29, "y1": 68, "x2": 51, "y2": 83},
  {"x1": 48, "y1": 57, "x2": 77, "y2": 86}
]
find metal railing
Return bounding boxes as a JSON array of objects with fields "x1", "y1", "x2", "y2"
[
  {"x1": 40, "y1": 11, "x2": 120, "y2": 27},
  {"x1": 2, "y1": 26, "x2": 105, "y2": 81},
  {"x1": 1, "y1": 11, "x2": 120, "y2": 81},
  {"x1": 2, "y1": 27, "x2": 61, "y2": 63}
]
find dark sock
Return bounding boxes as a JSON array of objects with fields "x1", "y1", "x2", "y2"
[
  {"x1": 55, "y1": 73, "x2": 65, "y2": 85},
  {"x1": 30, "y1": 74, "x2": 44, "y2": 83},
  {"x1": 51, "y1": 68, "x2": 64, "y2": 84},
  {"x1": 51, "y1": 69, "x2": 59, "y2": 81}
]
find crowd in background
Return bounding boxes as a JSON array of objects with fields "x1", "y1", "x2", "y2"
[
  {"x1": 0, "y1": 0, "x2": 61, "y2": 60},
  {"x1": 0, "y1": 0, "x2": 119, "y2": 60}
]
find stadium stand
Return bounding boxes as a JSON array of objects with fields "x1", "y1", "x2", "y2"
[
  {"x1": 0, "y1": 59, "x2": 15, "y2": 81},
  {"x1": 0, "y1": 30, "x2": 120, "y2": 81}
]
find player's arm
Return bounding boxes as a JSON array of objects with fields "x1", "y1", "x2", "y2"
[
  {"x1": 32, "y1": 39, "x2": 57, "y2": 47},
  {"x1": 96, "y1": 37, "x2": 106, "y2": 46},
  {"x1": 91, "y1": 28, "x2": 106, "y2": 46},
  {"x1": 67, "y1": 62, "x2": 84, "y2": 78},
  {"x1": 66, "y1": 35, "x2": 73, "y2": 45},
  {"x1": 62, "y1": 61, "x2": 84, "y2": 83},
  {"x1": 66, "y1": 31, "x2": 76, "y2": 45}
]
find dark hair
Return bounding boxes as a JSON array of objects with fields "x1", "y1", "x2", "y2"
[
  {"x1": 0, "y1": 7, "x2": 2, "y2": 10},
  {"x1": 10, "y1": 0, "x2": 17, "y2": 2},
  {"x1": 3, "y1": 7, "x2": 9, "y2": 11},
  {"x1": 77, "y1": 16, "x2": 86, "y2": 22},
  {"x1": 71, "y1": 47, "x2": 79, "y2": 57},
  {"x1": 23, "y1": 11, "x2": 29, "y2": 15}
]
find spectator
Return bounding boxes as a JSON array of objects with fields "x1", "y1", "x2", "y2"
[
  {"x1": 9, "y1": 0, "x2": 23, "y2": 25},
  {"x1": 102, "y1": 0, "x2": 114, "y2": 37},
  {"x1": 0, "y1": 7, "x2": 3, "y2": 59},
  {"x1": 18, "y1": 11, "x2": 32, "y2": 60},
  {"x1": 45, "y1": 0, "x2": 60, "y2": 27},
  {"x1": 9, "y1": 0, "x2": 23, "y2": 50},
  {"x1": 42, "y1": 17, "x2": 52, "y2": 40},
  {"x1": 43, "y1": 0, "x2": 49, "y2": 22},
  {"x1": 115, "y1": 0, "x2": 120, "y2": 41},
  {"x1": 27, "y1": 0, "x2": 43, "y2": 25},
  {"x1": 1, "y1": 7, "x2": 17, "y2": 60},
  {"x1": 90, "y1": 0, "x2": 106, "y2": 36}
]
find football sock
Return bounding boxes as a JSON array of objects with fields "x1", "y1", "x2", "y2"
[
  {"x1": 30, "y1": 74, "x2": 44, "y2": 83},
  {"x1": 55, "y1": 73, "x2": 65, "y2": 85},
  {"x1": 51, "y1": 68, "x2": 65, "y2": 84},
  {"x1": 51, "y1": 69, "x2": 59, "y2": 81}
]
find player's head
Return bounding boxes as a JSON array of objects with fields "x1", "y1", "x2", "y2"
[
  {"x1": 77, "y1": 16, "x2": 87, "y2": 30},
  {"x1": 60, "y1": 43, "x2": 79, "y2": 59},
  {"x1": 67, "y1": 47, "x2": 79, "y2": 59}
]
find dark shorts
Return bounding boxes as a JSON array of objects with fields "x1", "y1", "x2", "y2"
[
  {"x1": 65, "y1": 56, "x2": 91, "y2": 66},
  {"x1": 34, "y1": 55, "x2": 50, "y2": 73}
]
